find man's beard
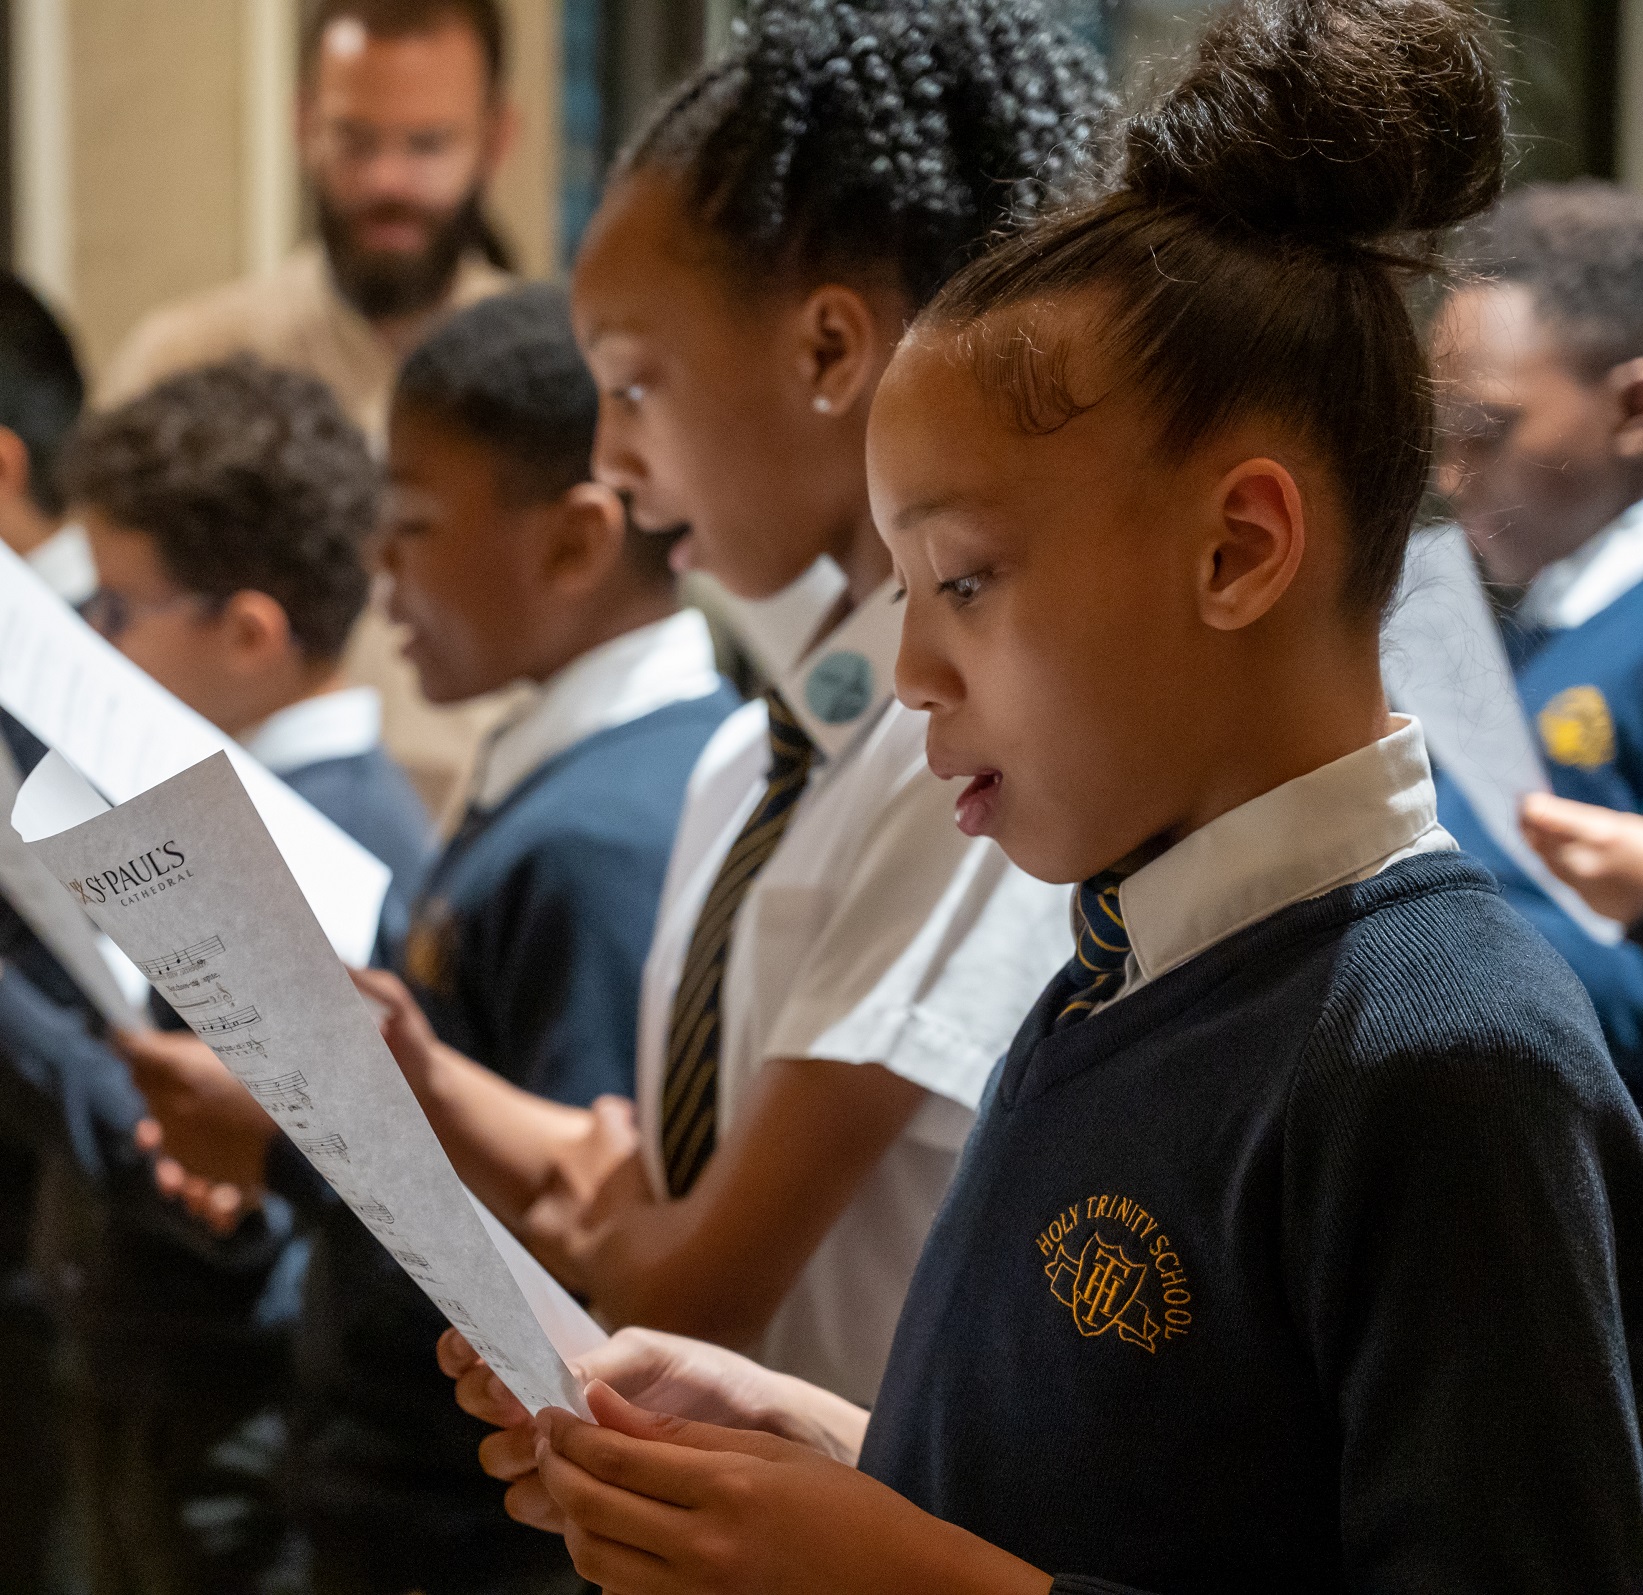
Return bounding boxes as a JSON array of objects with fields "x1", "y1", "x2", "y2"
[{"x1": 318, "y1": 187, "x2": 490, "y2": 322}]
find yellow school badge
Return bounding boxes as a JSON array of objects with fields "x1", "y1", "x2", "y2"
[
  {"x1": 1538, "y1": 686, "x2": 1616, "y2": 769},
  {"x1": 1037, "y1": 1192, "x2": 1192, "y2": 1353},
  {"x1": 402, "y1": 899, "x2": 458, "y2": 998}
]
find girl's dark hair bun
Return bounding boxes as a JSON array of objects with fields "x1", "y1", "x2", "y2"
[{"x1": 1124, "y1": 0, "x2": 1506, "y2": 248}]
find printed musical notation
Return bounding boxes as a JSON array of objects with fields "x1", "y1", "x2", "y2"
[
  {"x1": 246, "y1": 1070, "x2": 310, "y2": 1111},
  {"x1": 296, "y1": 1133, "x2": 348, "y2": 1162},
  {"x1": 211, "y1": 1036, "x2": 266, "y2": 1061},
  {"x1": 430, "y1": 1294, "x2": 480, "y2": 1334},
  {"x1": 196, "y1": 1005, "x2": 261, "y2": 1035},
  {"x1": 388, "y1": 1245, "x2": 436, "y2": 1281},
  {"x1": 137, "y1": 935, "x2": 225, "y2": 980},
  {"x1": 168, "y1": 987, "x2": 234, "y2": 1013}
]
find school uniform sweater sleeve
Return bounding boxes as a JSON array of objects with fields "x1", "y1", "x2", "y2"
[{"x1": 1282, "y1": 940, "x2": 1643, "y2": 1590}]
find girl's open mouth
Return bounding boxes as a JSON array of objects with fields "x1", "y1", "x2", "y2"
[{"x1": 955, "y1": 771, "x2": 1002, "y2": 837}]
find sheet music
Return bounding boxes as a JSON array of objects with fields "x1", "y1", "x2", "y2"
[
  {"x1": 23, "y1": 750, "x2": 597, "y2": 1416},
  {"x1": 0, "y1": 541, "x2": 389, "y2": 964},
  {"x1": 1383, "y1": 523, "x2": 1623, "y2": 944}
]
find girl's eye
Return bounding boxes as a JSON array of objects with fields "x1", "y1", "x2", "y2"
[
  {"x1": 610, "y1": 382, "x2": 647, "y2": 407},
  {"x1": 938, "y1": 571, "x2": 988, "y2": 605},
  {"x1": 891, "y1": 586, "x2": 907, "y2": 605}
]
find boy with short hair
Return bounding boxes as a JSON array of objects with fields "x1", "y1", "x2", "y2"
[
  {"x1": 1, "y1": 355, "x2": 431, "y2": 1593},
  {"x1": 128, "y1": 286, "x2": 739, "y2": 1595},
  {"x1": 1430, "y1": 180, "x2": 1643, "y2": 1096}
]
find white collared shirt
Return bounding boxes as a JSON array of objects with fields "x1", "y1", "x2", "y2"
[
  {"x1": 1519, "y1": 497, "x2": 1643, "y2": 632},
  {"x1": 470, "y1": 610, "x2": 722, "y2": 812},
  {"x1": 635, "y1": 581, "x2": 1074, "y2": 1405},
  {"x1": 1105, "y1": 716, "x2": 1456, "y2": 1008},
  {"x1": 26, "y1": 523, "x2": 96, "y2": 607},
  {"x1": 239, "y1": 686, "x2": 382, "y2": 776}
]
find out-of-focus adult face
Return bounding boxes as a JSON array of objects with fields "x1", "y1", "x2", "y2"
[
  {"x1": 299, "y1": 15, "x2": 513, "y2": 322},
  {"x1": 1432, "y1": 281, "x2": 1643, "y2": 587}
]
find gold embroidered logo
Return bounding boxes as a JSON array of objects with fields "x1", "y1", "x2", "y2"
[
  {"x1": 1538, "y1": 686, "x2": 1615, "y2": 769},
  {"x1": 1037, "y1": 1192, "x2": 1192, "y2": 1353},
  {"x1": 402, "y1": 899, "x2": 458, "y2": 998}
]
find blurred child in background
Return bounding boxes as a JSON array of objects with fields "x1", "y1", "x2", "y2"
[{"x1": 1431, "y1": 182, "x2": 1643, "y2": 1097}]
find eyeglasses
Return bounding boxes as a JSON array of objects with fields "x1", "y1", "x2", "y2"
[{"x1": 83, "y1": 587, "x2": 215, "y2": 641}]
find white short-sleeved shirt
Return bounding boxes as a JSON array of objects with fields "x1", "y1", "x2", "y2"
[{"x1": 635, "y1": 583, "x2": 1073, "y2": 1404}]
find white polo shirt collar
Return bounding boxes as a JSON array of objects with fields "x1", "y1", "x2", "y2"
[
  {"x1": 472, "y1": 609, "x2": 721, "y2": 812},
  {"x1": 26, "y1": 523, "x2": 96, "y2": 607},
  {"x1": 1118, "y1": 716, "x2": 1454, "y2": 991},
  {"x1": 775, "y1": 579, "x2": 904, "y2": 763},
  {"x1": 239, "y1": 685, "x2": 381, "y2": 776},
  {"x1": 1520, "y1": 496, "x2": 1643, "y2": 631}
]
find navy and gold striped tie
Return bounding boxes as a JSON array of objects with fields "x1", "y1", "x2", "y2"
[
  {"x1": 661, "y1": 691, "x2": 815, "y2": 1196},
  {"x1": 1055, "y1": 873, "x2": 1132, "y2": 1028}
]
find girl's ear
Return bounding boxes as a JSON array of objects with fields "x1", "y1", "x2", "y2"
[
  {"x1": 795, "y1": 284, "x2": 884, "y2": 419},
  {"x1": 1197, "y1": 459, "x2": 1307, "y2": 632}
]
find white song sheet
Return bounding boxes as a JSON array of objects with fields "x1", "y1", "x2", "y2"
[
  {"x1": 0, "y1": 541, "x2": 389, "y2": 964},
  {"x1": 24, "y1": 750, "x2": 601, "y2": 1416},
  {"x1": 1382, "y1": 523, "x2": 1622, "y2": 944}
]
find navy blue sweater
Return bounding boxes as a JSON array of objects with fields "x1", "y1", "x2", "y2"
[
  {"x1": 1437, "y1": 578, "x2": 1643, "y2": 1098},
  {"x1": 860, "y1": 855, "x2": 1643, "y2": 1593},
  {"x1": 277, "y1": 687, "x2": 739, "y2": 1569}
]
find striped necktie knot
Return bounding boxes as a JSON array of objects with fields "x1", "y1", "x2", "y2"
[
  {"x1": 661, "y1": 691, "x2": 816, "y2": 1196},
  {"x1": 1056, "y1": 872, "x2": 1131, "y2": 1028}
]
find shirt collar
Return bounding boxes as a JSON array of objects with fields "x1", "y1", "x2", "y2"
[
  {"x1": 240, "y1": 686, "x2": 382, "y2": 776},
  {"x1": 27, "y1": 523, "x2": 96, "y2": 607},
  {"x1": 1520, "y1": 496, "x2": 1643, "y2": 631},
  {"x1": 775, "y1": 579, "x2": 904, "y2": 762},
  {"x1": 1120, "y1": 716, "x2": 1441, "y2": 985},
  {"x1": 473, "y1": 609, "x2": 721, "y2": 811}
]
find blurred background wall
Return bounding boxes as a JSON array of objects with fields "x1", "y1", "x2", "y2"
[{"x1": 2, "y1": 0, "x2": 1638, "y2": 381}]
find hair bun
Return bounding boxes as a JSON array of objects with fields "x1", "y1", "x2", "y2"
[{"x1": 1123, "y1": 0, "x2": 1505, "y2": 248}]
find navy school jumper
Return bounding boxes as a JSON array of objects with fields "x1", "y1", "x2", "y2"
[{"x1": 861, "y1": 854, "x2": 1643, "y2": 1594}]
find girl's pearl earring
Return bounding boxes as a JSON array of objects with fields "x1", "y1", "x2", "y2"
[{"x1": 813, "y1": 395, "x2": 833, "y2": 414}]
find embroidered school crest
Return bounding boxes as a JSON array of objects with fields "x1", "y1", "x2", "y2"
[
  {"x1": 1036, "y1": 1192, "x2": 1193, "y2": 1353},
  {"x1": 1538, "y1": 685, "x2": 1616, "y2": 769},
  {"x1": 402, "y1": 899, "x2": 459, "y2": 998}
]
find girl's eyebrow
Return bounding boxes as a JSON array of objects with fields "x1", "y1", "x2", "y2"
[{"x1": 892, "y1": 491, "x2": 984, "y2": 531}]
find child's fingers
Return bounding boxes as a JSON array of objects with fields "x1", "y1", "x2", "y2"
[
  {"x1": 501, "y1": 1473, "x2": 567, "y2": 1534},
  {"x1": 133, "y1": 1117, "x2": 164, "y2": 1156},
  {"x1": 583, "y1": 1380, "x2": 789, "y2": 1461},
  {"x1": 479, "y1": 1421, "x2": 541, "y2": 1482},
  {"x1": 452, "y1": 1362, "x2": 528, "y2": 1428},
  {"x1": 537, "y1": 1426, "x2": 694, "y2": 1560},
  {"x1": 435, "y1": 1326, "x2": 479, "y2": 1379},
  {"x1": 558, "y1": 1525, "x2": 671, "y2": 1595},
  {"x1": 1521, "y1": 791, "x2": 1619, "y2": 844}
]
